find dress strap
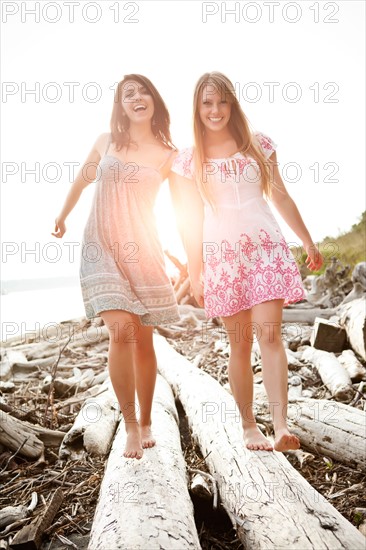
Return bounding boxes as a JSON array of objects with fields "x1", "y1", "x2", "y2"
[
  {"x1": 104, "y1": 133, "x2": 112, "y2": 155},
  {"x1": 157, "y1": 148, "x2": 176, "y2": 170}
]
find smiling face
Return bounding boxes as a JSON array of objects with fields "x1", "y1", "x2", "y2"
[
  {"x1": 121, "y1": 79, "x2": 155, "y2": 124},
  {"x1": 198, "y1": 83, "x2": 232, "y2": 133}
]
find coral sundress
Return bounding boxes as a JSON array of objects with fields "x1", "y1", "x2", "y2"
[
  {"x1": 171, "y1": 132, "x2": 306, "y2": 318},
  {"x1": 79, "y1": 135, "x2": 180, "y2": 325}
]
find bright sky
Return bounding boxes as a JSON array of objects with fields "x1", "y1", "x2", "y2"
[{"x1": 1, "y1": 0, "x2": 365, "y2": 281}]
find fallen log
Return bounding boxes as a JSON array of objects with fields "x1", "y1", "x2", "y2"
[
  {"x1": 338, "y1": 350, "x2": 366, "y2": 381},
  {"x1": 338, "y1": 297, "x2": 366, "y2": 360},
  {"x1": 88, "y1": 374, "x2": 201, "y2": 550},
  {"x1": 59, "y1": 381, "x2": 119, "y2": 459},
  {"x1": 0, "y1": 412, "x2": 44, "y2": 459},
  {"x1": 0, "y1": 350, "x2": 29, "y2": 381},
  {"x1": 252, "y1": 387, "x2": 366, "y2": 471},
  {"x1": 155, "y1": 334, "x2": 365, "y2": 550},
  {"x1": 0, "y1": 411, "x2": 65, "y2": 458},
  {"x1": 301, "y1": 346, "x2": 354, "y2": 402},
  {"x1": 178, "y1": 305, "x2": 337, "y2": 324}
]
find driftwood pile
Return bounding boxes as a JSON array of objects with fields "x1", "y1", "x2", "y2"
[{"x1": 0, "y1": 260, "x2": 365, "y2": 548}]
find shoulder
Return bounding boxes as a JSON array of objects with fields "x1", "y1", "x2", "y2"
[
  {"x1": 171, "y1": 147, "x2": 195, "y2": 180},
  {"x1": 253, "y1": 131, "x2": 277, "y2": 159},
  {"x1": 93, "y1": 132, "x2": 111, "y2": 156}
]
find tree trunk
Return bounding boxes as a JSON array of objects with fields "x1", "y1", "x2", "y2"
[
  {"x1": 88, "y1": 374, "x2": 201, "y2": 550},
  {"x1": 154, "y1": 334, "x2": 365, "y2": 550}
]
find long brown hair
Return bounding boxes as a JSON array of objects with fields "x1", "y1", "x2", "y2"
[
  {"x1": 110, "y1": 74, "x2": 175, "y2": 151},
  {"x1": 193, "y1": 72, "x2": 272, "y2": 208}
]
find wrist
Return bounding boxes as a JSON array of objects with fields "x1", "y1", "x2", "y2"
[{"x1": 303, "y1": 240, "x2": 315, "y2": 250}]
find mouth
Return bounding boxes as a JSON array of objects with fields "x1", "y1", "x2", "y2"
[
  {"x1": 133, "y1": 104, "x2": 147, "y2": 112},
  {"x1": 208, "y1": 117, "x2": 224, "y2": 122}
]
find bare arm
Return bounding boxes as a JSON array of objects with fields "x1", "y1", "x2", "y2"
[
  {"x1": 169, "y1": 171, "x2": 205, "y2": 305},
  {"x1": 269, "y1": 151, "x2": 323, "y2": 271},
  {"x1": 52, "y1": 133, "x2": 109, "y2": 238}
]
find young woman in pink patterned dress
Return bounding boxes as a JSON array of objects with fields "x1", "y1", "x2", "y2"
[{"x1": 170, "y1": 72, "x2": 323, "y2": 452}]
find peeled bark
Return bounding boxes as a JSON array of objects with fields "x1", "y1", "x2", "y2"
[{"x1": 155, "y1": 334, "x2": 366, "y2": 550}]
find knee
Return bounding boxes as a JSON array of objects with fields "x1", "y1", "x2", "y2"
[{"x1": 258, "y1": 331, "x2": 283, "y2": 351}]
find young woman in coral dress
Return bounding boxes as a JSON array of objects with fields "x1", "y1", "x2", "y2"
[{"x1": 53, "y1": 74, "x2": 180, "y2": 459}]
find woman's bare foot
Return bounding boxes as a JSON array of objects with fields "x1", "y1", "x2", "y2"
[
  {"x1": 124, "y1": 426, "x2": 143, "y2": 459},
  {"x1": 140, "y1": 424, "x2": 156, "y2": 449},
  {"x1": 244, "y1": 425, "x2": 273, "y2": 451},
  {"x1": 274, "y1": 428, "x2": 300, "y2": 452}
]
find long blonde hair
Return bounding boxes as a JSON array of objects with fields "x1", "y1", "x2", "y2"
[{"x1": 193, "y1": 72, "x2": 272, "y2": 208}]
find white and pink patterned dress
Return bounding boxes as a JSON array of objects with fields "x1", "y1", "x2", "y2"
[{"x1": 171, "y1": 132, "x2": 306, "y2": 319}]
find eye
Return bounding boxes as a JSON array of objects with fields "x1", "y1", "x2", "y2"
[
  {"x1": 140, "y1": 87, "x2": 151, "y2": 95},
  {"x1": 202, "y1": 101, "x2": 211, "y2": 105},
  {"x1": 220, "y1": 100, "x2": 227, "y2": 104}
]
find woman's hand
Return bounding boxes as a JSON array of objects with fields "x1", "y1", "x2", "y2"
[
  {"x1": 52, "y1": 217, "x2": 66, "y2": 238},
  {"x1": 190, "y1": 279, "x2": 205, "y2": 308},
  {"x1": 304, "y1": 242, "x2": 323, "y2": 271}
]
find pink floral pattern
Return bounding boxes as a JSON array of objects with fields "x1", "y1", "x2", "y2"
[
  {"x1": 171, "y1": 147, "x2": 194, "y2": 180},
  {"x1": 203, "y1": 229, "x2": 306, "y2": 318},
  {"x1": 171, "y1": 132, "x2": 306, "y2": 318}
]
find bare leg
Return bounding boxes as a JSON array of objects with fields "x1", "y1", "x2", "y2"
[
  {"x1": 133, "y1": 323, "x2": 157, "y2": 449},
  {"x1": 100, "y1": 310, "x2": 143, "y2": 459},
  {"x1": 222, "y1": 309, "x2": 273, "y2": 451},
  {"x1": 252, "y1": 299, "x2": 300, "y2": 452}
]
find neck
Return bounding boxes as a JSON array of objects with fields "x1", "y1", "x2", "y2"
[
  {"x1": 204, "y1": 127, "x2": 233, "y2": 148},
  {"x1": 128, "y1": 123, "x2": 156, "y2": 145}
]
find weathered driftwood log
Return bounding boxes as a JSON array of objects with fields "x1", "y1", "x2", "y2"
[
  {"x1": 88, "y1": 374, "x2": 200, "y2": 550},
  {"x1": 338, "y1": 349, "x2": 366, "y2": 381},
  {"x1": 252, "y1": 386, "x2": 366, "y2": 471},
  {"x1": 0, "y1": 411, "x2": 65, "y2": 458},
  {"x1": 0, "y1": 350, "x2": 29, "y2": 381},
  {"x1": 154, "y1": 335, "x2": 365, "y2": 550},
  {"x1": 301, "y1": 346, "x2": 354, "y2": 401},
  {"x1": 0, "y1": 412, "x2": 44, "y2": 458},
  {"x1": 0, "y1": 505, "x2": 28, "y2": 530},
  {"x1": 352, "y1": 262, "x2": 366, "y2": 289},
  {"x1": 338, "y1": 297, "x2": 366, "y2": 360},
  {"x1": 306, "y1": 258, "x2": 353, "y2": 308},
  {"x1": 59, "y1": 382, "x2": 119, "y2": 460},
  {"x1": 340, "y1": 282, "x2": 365, "y2": 305},
  {"x1": 178, "y1": 304, "x2": 337, "y2": 325}
]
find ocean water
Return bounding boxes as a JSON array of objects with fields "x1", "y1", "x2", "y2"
[{"x1": 1, "y1": 285, "x2": 86, "y2": 343}]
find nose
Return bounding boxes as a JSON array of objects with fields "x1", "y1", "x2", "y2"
[{"x1": 210, "y1": 102, "x2": 219, "y2": 114}]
